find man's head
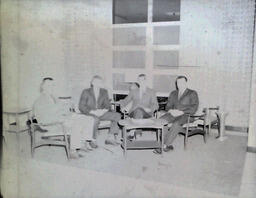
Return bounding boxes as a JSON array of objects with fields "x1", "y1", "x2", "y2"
[
  {"x1": 91, "y1": 75, "x2": 103, "y2": 89},
  {"x1": 137, "y1": 74, "x2": 146, "y2": 87},
  {"x1": 40, "y1": 77, "x2": 55, "y2": 94},
  {"x1": 175, "y1": 76, "x2": 188, "y2": 91}
]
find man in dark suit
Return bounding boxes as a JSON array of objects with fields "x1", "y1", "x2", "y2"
[
  {"x1": 79, "y1": 75, "x2": 121, "y2": 146},
  {"x1": 154, "y1": 76, "x2": 199, "y2": 154}
]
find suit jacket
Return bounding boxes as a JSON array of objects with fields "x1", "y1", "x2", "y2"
[
  {"x1": 165, "y1": 88, "x2": 199, "y2": 115},
  {"x1": 33, "y1": 93, "x2": 61, "y2": 125},
  {"x1": 79, "y1": 87, "x2": 111, "y2": 115},
  {"x1": 120, "y1": 87, "x2": 159, "y2": 114}
]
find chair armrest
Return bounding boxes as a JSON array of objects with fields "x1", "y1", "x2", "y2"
[
  {"x1": 158, "y1": 101, "x2": 168, "y2": 105},
  {"x1": 185, "y1": 113, "x2": 206, "y2": 124},
  {"x1": 209, "y1": 107, "x2": 219, "y2": 111},
  {"x1": 32, "y1": 121, "x2": 68, "y2": 135},
  {"x1": 111, "y1": 101, "x2": 120, "y2": 105},
  {"x1": 31, "y1": 122, "x2": 64, "y2": 130},
  {"x1": 155, "y1": 110, "x2": 166, "y2": 118},
  {"x1": 153, "y1": 110, "x2": 158, "y2": 118},
  {"x1": 189, "y1": 114, "x2": 205, "y2": 119},
  {"x1": 39, "y1": 122, "x2": 64, "y2": 127},
  {"x1": 111, "y1": 101, "x2": 121, "y2": 111}
]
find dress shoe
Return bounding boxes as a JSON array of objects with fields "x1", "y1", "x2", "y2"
[
  {"x1": 79, "y1": 146, "x2": 91, "y2": 152},
  {"x1": 77, "y1": 151, "x2": 85, "y2": 158},
  {"x1": 127, "y1": 135, "x2": 135, "y2": 141},
  {"x1": 134, "y1": 130, "x2": 143, "y2": 137},
  {"x1": 153, "y1": 148, "x2": 162, "y2": 154},
  {"x1": 89, "y1": 141, "x2": 98, "y2": 149},
  {"x1": 70, "y1": 151, "x2": 80, "y2": 159},
  {"x1": 105, "y1": 139, "x2": 119, "y2": 145},
  {"x1": 163, "y1": 145, "x2": 174, "y2": 152}
]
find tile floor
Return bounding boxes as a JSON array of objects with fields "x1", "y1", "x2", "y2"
[{"x1": 1, "y1": 129, "x2": 256, "y2": 198}]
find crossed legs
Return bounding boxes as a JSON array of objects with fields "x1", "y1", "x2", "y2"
[
  {"x1": 153, "y1": 112, "x2": 187, "y2": 153},
  {"x1": 129, "y1": 107, "x2": 151, "y2": 119},
  {"x1": 91, "y1": 111, "x2": 121, "y2": 145}
]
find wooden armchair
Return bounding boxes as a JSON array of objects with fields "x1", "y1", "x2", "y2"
[
  {"x1": 179, "y1": 113, "x2": 207, "y2": 149},
  {"x1": 27, "y1": 119, "x2": 70, "y2": 159},
  {"x1": 179, "y1": 106, "x2": 220, "y2": 149}
]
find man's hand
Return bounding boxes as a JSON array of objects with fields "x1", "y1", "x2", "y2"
[
  {"x1": 90, "y1": 110, "x2": 97, "y2": 115},
  {"x1": 168, "y1": 109, "x2": 184, "y2": 117},
  {"x1": 143, "y1": 107, "x2": 151, "y2": 113},
  {"x1": 90, "y1": 109, "x2": 108, "y2": 117}
]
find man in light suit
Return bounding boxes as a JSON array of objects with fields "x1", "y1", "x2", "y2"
[
  {"x1": 79, "y1": 75, "x2": 121, "y2": 146},
  {"x1": 120, "y1": 74, "x2": 159, "y2": 119},
  {"x1": 154, "y1": 76, "x2": 199, "y2": 154},
  {"x1": 33, "y1": 77, "x2": 95, "y2": 159}
]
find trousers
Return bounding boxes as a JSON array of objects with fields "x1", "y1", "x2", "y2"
[
  {"x1": 90, "y1": 111, "x2": 121, "y2": 139},
  {"x1": 129, "y1": 107, "x2": 151, "y2": 119},
  {"x1": 160, "y1": 112, "x2": 189, "y2": 146},
  {"x1": 63, "y1": 113, "x2": 94, "y2": 150}
]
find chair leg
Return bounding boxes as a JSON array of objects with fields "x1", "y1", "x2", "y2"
[
  {"x1": 2, "y1": 135, "x2": 7, "y2": 147},
  {"x1": 31, "y1": 132, "x2": 35, "y2": 158},
  {"x1": 184, "y1": 128, "x2": 189, "y2": 150},
  {"x1": 184, "y1": 136, "x2": 187, "y2": 150},
  {"x1": 184, "y1": 130, "x2": 188, "y2": 150},
  {"x1": 64, "y1": 135, "x2": 70, "y2": 160},
  {"x1": 203, "y1": 133, "x2": 207, "y2": 143},
  {"x1": 208, "y1": 122, "x2": 211, "y2": 134}
]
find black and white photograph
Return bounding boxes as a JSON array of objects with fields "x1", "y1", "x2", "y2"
[{"x1": 1, "y1": 0, "x2": 256, "y2": 197}]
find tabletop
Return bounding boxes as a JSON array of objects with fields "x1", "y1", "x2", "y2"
[
  {"x1": 3, "y1": 108, "x2": 31, "y2": 114},
  {"x1": 118, "y1": 118, "x2": 168, "y2": 129}
]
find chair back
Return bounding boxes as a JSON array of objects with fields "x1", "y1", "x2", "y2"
[{"x1": 203, "y1": 106, "x2": 219, "y2": 126}]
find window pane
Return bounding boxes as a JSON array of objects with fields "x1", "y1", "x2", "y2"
[
  {"x1": 112, "y1": 73, "x2": 130, "y2": 91},
  {"x1": 153, "y1": 75, "x2": 178, "y2": 93},
  {"x1": 154, "y1": 50, "x2": 179, "y2": 68},
  {"x1": 153, "y1": 26, "x2": 180, "y2": 45},
  {"x1": 153, "y1": 0, "x2": 180, "y2": 22},
  {"x1": 113, "y1": 0, "x2": 148, "y2": 24},
  {"x1": 113, "y1": 27, "x2": 146, "y2": 46},
  {"x1": 113, "y1": 51, "x2": 145, "y2": 68}
]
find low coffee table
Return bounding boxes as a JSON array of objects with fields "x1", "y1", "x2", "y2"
[{"x1": 118, "y1": 118, "x2": 168, "y2": 156}]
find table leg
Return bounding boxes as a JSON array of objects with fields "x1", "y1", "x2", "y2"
[
  {"x1": 157, "y1": 128, "x2": 160, "y2": 142},
  {"x1": 15, "y1": 113, "x2": 20, "y2": 133},
  {"x1": 7, "y1": 114, "x2": 10, "y2": 131},
  {"x1": 3, "y1": 135, "x2": 7, "y2": 146},
  {"x1": 27, "y1": 111, "x2": 31, "y2": 132},
  {"x1": 123, "y1": 126, "x2": 127, "y2": 157},
  {"x1": 15, "y1": 113, "x2": 21, "y2": 151},
  {"x1": 161, "y1": 127, "x2": 164, "y2": 154}
]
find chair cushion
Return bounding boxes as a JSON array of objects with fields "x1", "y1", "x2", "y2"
[
  {"x1": 182, "y1": 122, "x2": 198, "y2": 128},
  {"x1": 180, "y1": 128, "x2": 205, "y2": 136},
  {"x1": 40, "y1": 125, "x2": 70, "y2": 137},
  {"x1": 42, "y1": 131, "x2": 67, "y2": 137},
  {"x1": 98, "y1": 120, "x2": 111, "y2": 129},
  {"x1": 182, "y1": 119, "x2": 204, "y2": 128}
]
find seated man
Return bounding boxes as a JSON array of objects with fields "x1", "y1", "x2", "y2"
[
  {"x1": 119, "y1": 74, "x2": 159, "y2": 119},
  {"x1": 33, "y1": 77, "x2": 95, "y2": 159},
  {"x1": 154, "y1": 76, "x2": 199, "y2": 154},
  {"x1": 79, "y1": 75, "x2": 121, "y2": 146}
]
